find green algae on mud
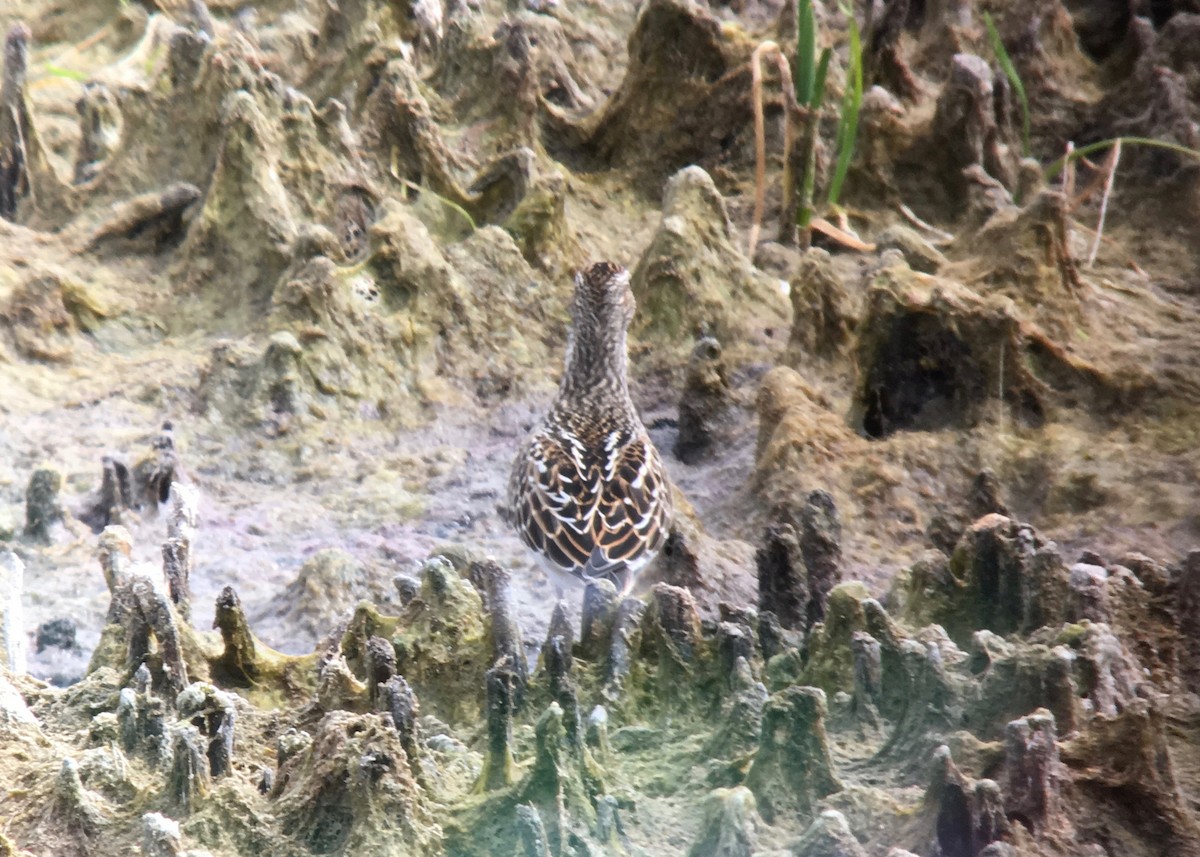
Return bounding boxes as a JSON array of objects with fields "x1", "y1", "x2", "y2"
[{"x1": 3, "y1": 0, "x2": 1200, "y2": 854}]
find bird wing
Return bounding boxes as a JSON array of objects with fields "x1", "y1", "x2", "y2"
[{"x1": 512, "y1": 422, "x2": 671, "y2": 577}]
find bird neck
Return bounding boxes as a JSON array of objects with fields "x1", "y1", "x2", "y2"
[{"x1": 559, "y1": 323, "x2": 632, "y2": 409}]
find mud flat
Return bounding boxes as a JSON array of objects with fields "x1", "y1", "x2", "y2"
[{"x1": 2, "y1": 0, "x2": 1200, "y2": 854}]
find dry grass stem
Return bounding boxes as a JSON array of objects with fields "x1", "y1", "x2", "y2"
[
  {"x1": 898, "y1": 203, "x2": 955, "y2": 244},
  {"x1": 811, "y1": 216, "x2": 875, "y2": 251},
  {"x1": 1061, "y1": 141, "x2": 1076, "y2": 198},
  {"x1": 748, "y1": 41, "x2": 774, "y2": 259},
  {"x1": 1086, "y1": 140, "x2": 1121, "y2": 269}
]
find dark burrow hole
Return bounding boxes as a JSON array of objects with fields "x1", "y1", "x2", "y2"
[
  {"x1": 636, "y1": 4, "x2": 727, "y2": 83},
  {"x1": 1064, "y1": 0, "x2": 1197, "y2": 63},
  {"x1": 335, "y1": 187, "x2": 377, "y2": 262},
  {"x1": 936, "y1": 782, "x2": 973, "y2": 857},
  {"x1": 860, "y1": 314, "x2": 987, "y2": 439},
  {"x1": 972, "y1": 530, "x2": 1024, "y2": 635},
  {"x1": 306, "y1": 803, "x2": 353, "y2": 855}
]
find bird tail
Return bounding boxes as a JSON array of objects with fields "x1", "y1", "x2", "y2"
[{"x1": 582, "y1": 547, "x2": 633, "y2": 596}]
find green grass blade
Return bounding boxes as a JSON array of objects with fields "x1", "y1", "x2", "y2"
[
  {"x1": 984, "y1": 12, "x2": 1031, "y2": 158},
  {"x1": 812, "y1": 47, "x2": 831, "y2": 112},
  {"x1": 826, "y1": 11, "x2": 862, "y2": 207},
  {"x1": 1043, "y1": 136, "x2": 1200, "y2": 182},
  {"x1": 396, "y1": 177, "x2": 477, "y2": 232},
  {"x1": 796, "y1": 0, "x2": 816, "y2": 106},
  {"x1": 796, "y1": 48, "x2": 831, "y2": 231},
  {"x1": 42, "y1": 64, "x2": 88, "y2": 82}
]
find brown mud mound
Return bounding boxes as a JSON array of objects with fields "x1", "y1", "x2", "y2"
[{"x1": 1, "y1": 0, "x2": 1200, "y2": 854}]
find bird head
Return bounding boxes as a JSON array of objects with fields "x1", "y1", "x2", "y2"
[{"x1": 572, "y1": 261, "x2": 635, "y2": 331}]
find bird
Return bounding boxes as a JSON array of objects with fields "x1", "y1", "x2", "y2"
[{"x1": 507, "y1": 261, "x2": 673, "y2": 596}]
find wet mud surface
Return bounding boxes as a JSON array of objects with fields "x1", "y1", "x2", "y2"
[{"x1": 1, "y1": 0, "x2": 1200, "y2": 855}]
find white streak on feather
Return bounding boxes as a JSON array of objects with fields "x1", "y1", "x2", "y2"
[{"x1": 630, "y1": 457, "x2": 649, "y2": 489}]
